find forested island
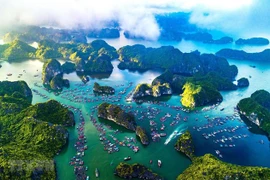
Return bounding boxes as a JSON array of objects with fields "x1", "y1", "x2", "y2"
[
  {"x1": 93, "y1": 82, "x2": 115, "y2": 95},
  {"x1": 236, "y1": 37, "x2": 269, "y2": 45},
  {"x1": 174, "y1": 131, "x2": 270, "y2": 179},
  {"x1": 216, "y1": 48, "x2": 270, "y2": 62},
  {"x1": 114, "y1": 163, "x2": 163, "y2": 180},
  {"x1": 0, "y1": 80, "x2": 74, "y2": 179},
  {"x1": 97, "y1": 103, "x2": 149, "y2": 145},
  {"x1": 237, "y1": 90, "x2": 270, "y2": 137}
]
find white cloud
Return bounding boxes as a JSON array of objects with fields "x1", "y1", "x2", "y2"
[{"x1": 1, "y1": 0, "x2": 268, "y2": 39}]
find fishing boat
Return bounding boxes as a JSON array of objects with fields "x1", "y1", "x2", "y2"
[
  {"x1": 124, "y1": 156, "x2": 131, "y2": 161},
  {"x1": 95, "y1": 168, "x2": 99, "y2": 178},
  {"x1": 159, "y1": 133, "x2": 167, "y2": 137},
  {"x1": 158, "y1": 160, "x2": 162, "y2": 167}
]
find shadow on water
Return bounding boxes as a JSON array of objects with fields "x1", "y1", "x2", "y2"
[
  {"x1": 240, "y1": 114, "x2": 269, "y2": 140},
  {"x1": 97, "y1": 117, "x2": 134, "y2": 133},
  {"x1": 134, "y1": 95, "x2": 172, "y2": 104},
  {"x1": 76, "y1": 71, "x2": 112, "y2": 80}
]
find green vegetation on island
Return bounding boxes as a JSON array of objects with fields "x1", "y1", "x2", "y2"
[
  {"x1": 177, "y1": 154, "x2": 270, "y2": 180},
  {"x1": 93, "y1": 82, "x2": 115, "y2": 94},
  {"x1": 237, "y1": 90, "x2": 270, "y2": 136},
  {"x1": 97, "y1": 103, "x2": 150, "y2": 145},
  {"x1": 181, "y1": 81, "x2": 222, "y2": 108},
  {"x1": 114, "y1": 163, "x2": 163, "y2": 180},
  {"x1": 174, "y1": 131, "x2": 195, "y2": 160},
  {"x1": 42, "y1": 59, "x2": 69, "y2": 91},
  {"x1": 236, "y1": 37, "x2": 269, "y2": 45},
  {"x1": 152, "y1": 71, "x2": 236, "y2": 107},
  {"x1": 97, "y1": 103, "x2": 137, "y2": 131},
  {"x1": 216, "y1": 48, "x2": 270, "y2": 62},
  {"x1": 175, "y1": 131, "x2": 270, "y2": 180},
  {"x1": 237, "y1": 77, "x2": 249, "y2": 87},
  {"x1": 0, "y1": 40, "x2": 36, "y2": 62},
  {"x1": 22, "y1": 99, "x2": 75, "y2": 126},
  {"x1": 0, "y1": 81, "x2": 74, "y2": 179},
  {"x1": 118, "y1": 45, "x2": 237, "y2": 80},
  {"x1": 133, "y1": 83, "x2": 172, "y2": 99},
  {"x1": 135, "y1": 126, "x2": 149, "y2": 145},
  {"x1": 61, "y1": 61, "x2": 76, "y2": 74}
]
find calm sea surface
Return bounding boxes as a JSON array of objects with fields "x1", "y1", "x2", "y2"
[{"x1": 1, "y1": 35, "x2": 270, "y2": 180}]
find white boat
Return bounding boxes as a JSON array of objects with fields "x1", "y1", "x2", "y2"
[
  {"x1": 95, "y1": 168, "x2": 99, "y2": 178},
  {"x1": 158, "y1": 160, "x2": 162, "y2": 167}
]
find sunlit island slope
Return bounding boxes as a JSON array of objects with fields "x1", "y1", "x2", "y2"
[
  {"x1": 237, "y1": 90, "x2": 270, "y2": 137},
  {"x1": 0, "y1": 40, "x2": 36, "y2": 62},
  {"x1": 97, "y1": 103, "x2": 149, "y2": 145},
  {"x1": 0, "y1": 81, "x2": 74, "y2": 179},
  {"x1": 175, "y1": 131, "x2": 270, "y2": 179}
]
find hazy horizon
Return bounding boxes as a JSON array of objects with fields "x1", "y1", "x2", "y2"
[{"x1": 0, "y1": 0, "x2": 269, "y2": 39}]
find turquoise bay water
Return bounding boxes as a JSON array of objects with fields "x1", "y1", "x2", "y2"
[{"x1": 1, "y1": 38, "x2": 270, "y2": 180}]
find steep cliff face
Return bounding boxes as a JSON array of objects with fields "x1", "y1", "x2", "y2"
[
  {"x1": 93, "y1": 82, "x2": 115, "y2": 94},
  {"x1": 97, "y1": 103, "x2": 137, "y2": 131},
  {"x1": 115, "y1": 163, "x2": 163, "y2": 180},
  {"x1": 181, "y1": 82, "x2": 223, "y2": 108},
  {"x1": 42, "y1": 59, "x2": 69, "y2": 91},
  {"x1": 175, "y1": 131, "x2": 195, "y2": 160},
  {"x1": 135, "y1": 126, "x2": 149, "y2": 145},
  {"x1": 133, "y1": 83, "x2": 172, "y2": 99},
  {"x1": 237, "y1": 90, "x2": 270, "y2": 136}
]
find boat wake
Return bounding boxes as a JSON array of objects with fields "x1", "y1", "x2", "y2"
[{"x1": 164, "y1": 124, "x2": 187, "y2": 145}]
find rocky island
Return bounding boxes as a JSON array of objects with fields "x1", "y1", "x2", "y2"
[
  {"x1": 216, "y1": 48, "x2": 270, "y2": 62},
  {"x1": 0, "y1": 40, "x2": 36, "y2": 62},
  {"x1": 237, "y1": 77, "x2": 249, "y2": 87},
  {"x1": 178, "y1": 154, "x2": 270, "y2": 180},
  {"x1": 114, "y1": 163, "x2": 163, "y2": 180},
  {"x1": 93, "y1": 82, "x2": 115, "y2": 94},
  {"x1": 42, "y1": 59, "x2": 69, "y2": 91},
  {"x1": 97, "y1": 103, "x2": 149, "y2": 145},
  {"x1": 0, "y1": 80, "x2": 74, "y2": 179},
  {"x1": 237, "y1": 90, "x2": 270, "y2": 137},
  {"x1": 133, "y1": 83, "x2": 172, "y2": 99},
  {"x1": 135, "y1": 126, "x2": 149, "y2": 145},
  {"x1": 174, "y1": 131, "x2": 195, "y2": 160},
  {"x1": 175, "y1": 131, "x2": 270, "y2": 179},
  {"x1": 184, "y1": 32, "x2": 233, "y2": 44},
  {"x1": 236, "y1": 37, "x2": 269, "y2": 45},
  {"x1": 97, "y1": 103, "x2": 136, "y2": 131},
  {"x1": 61, "y1": 61, "x2": 76, "y2": 74},
  {"x1": 181, "y1": 81, "x2": 223, "y2": 108}
]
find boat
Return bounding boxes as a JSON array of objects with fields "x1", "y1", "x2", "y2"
[
  {"x1": 220, "y1": 108, "x2": 225, "y2": 111},
  {"x1": 149, "y1": 160, "x2": 152, "y2": 164},
  {"x1": 159, "y1": 133, "x2": 167, "y2": 137},
  {"x1": 86, "y1": 176, "x2": 89, "y2": 180},
  {"x1": 124, "y1": 156, "x2": 131, "y2": 161},
  {"x1": 95, "y1": 168, "x2": 99, "y2": 178},
  {"x1": 7, "y1": 73, "x2": 12, "y2": 76},
  {"x1": 158, "y1": 160, "x2": 162, "y2": 168}
]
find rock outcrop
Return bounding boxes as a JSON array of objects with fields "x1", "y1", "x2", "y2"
[
  {"x1": 115, "y1": 163, "x2": 163, "y2": 180},
  {"x1": 135, "y1": 126, "x2": 149, "y2": 145},
  {"x1": 236, "y1": 37, "x2": 269, "y2": 45},
  {"x1": 133, "y1": 83, "x2": 172, "y2": 99},
  {"x1": 181, "y1": 81, "x2": 223, "y2": 108},
  {"x1": 175, "y1": 131, "x2": 195, "y2": 160},
  {"x1": 93, "y1": 82, "x2": 115, "y2": 94},
  {"x1": 237, "y1": 90, "x2": 270, "y2": 137},
  {"x1": 237, "y1": 77, "x2": 249, "y2": 87},
  {"x1": 97, "y1": 103, "x2": 136, "y2": 131},
  {"x1": 42, "y1": 59, "x2": 69, "y2": 91}
]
